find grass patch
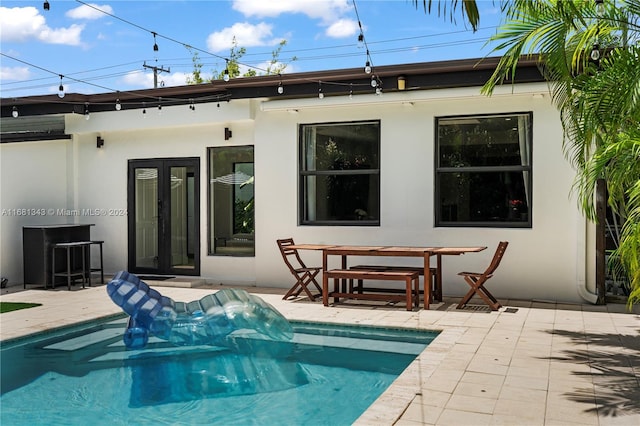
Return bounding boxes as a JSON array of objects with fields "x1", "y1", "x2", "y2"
[{"x1": 0, "y1": 302, "x2": 42, "y2": 313}]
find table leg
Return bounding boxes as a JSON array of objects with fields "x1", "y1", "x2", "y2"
[
  {"x1": 322, "y1": 250, "x2": 329, "y2": 306},
  {"x1": 424, "y1": 253, "x2": 431, "y2": 310},
  {"x1": 405, "y1": 276, "x2": 412, "y2": 311},
  {"x1": 341, "y1": 255, "x2": 347, "y2": 293},
  {"x1": 436, "y1": 254, "x2": 443, "y2": 302}
]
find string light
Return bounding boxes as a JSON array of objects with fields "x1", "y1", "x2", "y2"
[
  {"x1": 152, "y1": 32, "x2": 158, "y2": 52},
  {"x1": 115, "y1": 98, "x2": 122, "y2": 111},
  {"x1": 595, "y1": 0, "x2": 605, "y2": 17},
  {"x1": 57, "y1": 75, "x2": 65, "y2": 98},
  {"x1": 223, "y1": 60, "x2": 230, "y2": 82},
  {"x1": 189, "y1": 99, "x2": 195, "y2": 111},
  {"x1": 84, "y1": 103, "x2": 90, "y2": 120},
  {"x1": 12, "y1": 106, "x2": 19, "y2": 118},
  {"x1": 352, "y1": 1, "x2": 376, "y2": 76},
  {"x1": 142, "y1": 102, "x2": 146, "y2": 116},
  {"x1": 364, "y1": 60, "x2": 372, "y2": 74},
  {"x1": 277, "y1": 81, "x2": 284, "y2": 94},
  {"x1": 349, "y1": 84, "x2": 353, "y2": 99},
  {"x1": 370, "y1": 76, "x2": 377, "y2": 87},
  {"x1": 590, "y1": 44, "x2": 601, "y2": 61},
  {"x1": 12, "y1": 0, "x2": 490, "y2": 101},
  {"x1": 43, "y1": 1, "x2": 50, "y2": 11},
  {"x1": 318, "y1": 82, "x2": 324, "y2": 99}
]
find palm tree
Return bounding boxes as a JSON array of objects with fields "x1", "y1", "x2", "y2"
[
  {"x1": 481, "y1": 0, "x2": 640, "y2": 306},
  {"x1": 412, "y1": 0, "x2": 481, "y2": 31}
]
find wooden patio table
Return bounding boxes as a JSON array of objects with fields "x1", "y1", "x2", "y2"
[{"x1": 289, "y1": 244, "x2": 486, "y2": 310}]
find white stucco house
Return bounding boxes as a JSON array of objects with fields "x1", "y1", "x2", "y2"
[{"x1": 0, "y1": 56, "x2": 601, "y2": 304}]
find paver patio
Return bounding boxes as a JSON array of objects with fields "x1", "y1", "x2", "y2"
[{"x1": 1, "y1": 282, "x2": 638, "y2": 425}]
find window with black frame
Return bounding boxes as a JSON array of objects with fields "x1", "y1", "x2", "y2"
[
  {"x1": 299, "y1": 121, "x2": 380, "y2": 225},
  {"x1": 435, "y1": 113, "x2": 532, "y2": 227},
  {"x1": 209, "y1": 146, "x2": 255, "y2": 256}
]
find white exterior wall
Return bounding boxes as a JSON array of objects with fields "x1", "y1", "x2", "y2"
[
  {"x1": 0, "y1": 140, "x2": 70, "y2": 284},
  {"x1": 255, "y1": 84, "x2": 590, "y2": 302},
  {"x1": 1, "y1": 83, "x2": 596, "y2": 303}
]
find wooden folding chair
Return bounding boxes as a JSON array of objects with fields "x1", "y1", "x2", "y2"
[
  {"x1": 456, "y1": 241, "x2": 509, "y2": 311},
  {"x1": 277, "y1": 238, "x2": 323, "y2": 301}
]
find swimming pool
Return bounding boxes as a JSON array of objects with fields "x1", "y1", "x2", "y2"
[{"x1": 0, "y1": 316, "x2": 437, "y2": 425}]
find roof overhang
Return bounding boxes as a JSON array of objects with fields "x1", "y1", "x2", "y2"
[{"x1": 1, "y1": 55, "x2": 545, "y2": 120}]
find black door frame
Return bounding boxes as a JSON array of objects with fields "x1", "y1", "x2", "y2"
[{"x1": 127, "y1": 157, "x2": 200, "y2": 276}]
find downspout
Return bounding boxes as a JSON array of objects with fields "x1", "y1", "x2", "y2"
[
  {"x1": 577, "y1": 215, "x2": 599, "y2": 303},
  {"x1": 575, "y1": 185, "x2": 600, "y2": 305}
]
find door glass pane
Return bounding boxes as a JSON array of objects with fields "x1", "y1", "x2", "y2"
[
  {"x1": 170, "y1": 166, "x2": 195, "y2": 270},
  {"x1": 135, "y1": 168, "x2": 158, "y2": 268}
]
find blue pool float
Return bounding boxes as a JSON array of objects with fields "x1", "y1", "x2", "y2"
[{"x1": 106, "y1": 271, "x2": 293, "y2": 350}]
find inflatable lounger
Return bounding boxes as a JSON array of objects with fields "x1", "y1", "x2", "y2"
[{"x1": 106, "y1": 271, "x2": 293, "y2": 350}]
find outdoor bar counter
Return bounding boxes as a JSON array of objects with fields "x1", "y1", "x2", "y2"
[{"x1": 23, "y1": 224, "x2": 93, "y2": 288}]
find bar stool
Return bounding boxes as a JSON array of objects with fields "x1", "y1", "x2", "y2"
[
  {"x1": 88, "y1": 240, "x2": 104, "y2": 285},
  {"x1": 51, "y1": 241, "x2": 90, "y2": 290}
]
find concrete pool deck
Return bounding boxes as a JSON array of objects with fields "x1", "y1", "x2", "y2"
[{"x1": 1, "y1": 282, "x2": 638, "y2": 425}]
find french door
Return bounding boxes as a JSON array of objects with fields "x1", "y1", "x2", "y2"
[{"x1": 128, "y1": 158, "x2": 200, "y2": 275}]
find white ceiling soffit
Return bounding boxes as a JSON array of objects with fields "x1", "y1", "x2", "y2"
[{"x1": 260, "y1": 83, "x2": 549, "y2": 112}]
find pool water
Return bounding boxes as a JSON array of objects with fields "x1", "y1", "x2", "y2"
[{"x1": 1, "y1": 316, "x2": 437, "y2": 425}]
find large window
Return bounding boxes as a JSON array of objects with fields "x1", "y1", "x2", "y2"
[
  {"x1": 435, "y1": 113, "x2": 532, "y2": 227},
  {"x1": 299, "y1": 121, "x2": 380, "y2": 225},
  {"x1": 209, "y1": 146, "x2": 254, "y2": 256}
]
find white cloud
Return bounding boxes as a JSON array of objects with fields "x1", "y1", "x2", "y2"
[
  {"x1": 159, "y1": 72, "x2": 192, "y2": 88},
  {"x1": 207, "y1": 22, "x2": 279, "y2": 52},
  {"x1": 0, "y1": 6, "x2": 84, "y2": 45},
  {"x1": 0, "y1": 66, "x2": 31, "y2": 81},
  {"x1": 66, "y1": 3, "x2": 114, "y2": 20},
  {"x1": 39, "y1": 24, "x2": 85, "y2": 46},
  {"x1": 121, "y1": 70, "x2": 151, "y2": 88},
  {"x1": 326, "y1": 19, "x2": 358, "y2": 38},
  {"x1": 232, "y1": 0, "x2": 350, "y2": 22},
  {"x1": 120, "y1": 70, "x2": 192, "y2": 89},
  {"x1": 232, "y1": 0, "x2": 354, "y2": 39}
]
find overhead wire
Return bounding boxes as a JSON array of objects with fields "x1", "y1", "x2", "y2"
[{"x1": 2, "y1": 1, "x2": 497, "y2": 99}]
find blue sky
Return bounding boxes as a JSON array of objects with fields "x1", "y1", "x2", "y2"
[{"x1": 1, "y1": 0, "x2": 504, "y2": 98}]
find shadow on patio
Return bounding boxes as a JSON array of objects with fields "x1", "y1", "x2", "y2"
[{"x1": 547, "y1": 328, "x2": 640, "y2": 418}]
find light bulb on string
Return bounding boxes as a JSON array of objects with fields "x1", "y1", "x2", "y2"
[
  {"x1": 318, "y1": 82, "x2": 324, "y2": 99},
  {"x1": 115, "y1": 99, "x2": 122, "y2": 111},
  {"x1": 357, "y1": 32, "x2": 364, "y2": 48},
  {"x1": 157, "y1": 98, "x2": 162, "y2": 115},
  {"x1": 590, "y1": 44, "x2": 601, "y2": 61},
  {"x1": 277, "y1": 81, "x2": 284, "y2": 94},
  {"x1": 189, "y1": 99, "x2": 195, "y2": 111},
  {"x1": 595, "y1": 0, "x2": 605, "y2": 17},
  {"x1": 142, "y1": 102, "x2": 147, "y2": 117},
  {"x1": 43, "y1": 1, "x2": 49, "y2": 11},
  {"x1": 57, "y1": 75, "x2": 65, "y2": 98},
  {"x1": 84, "y1": 103, "x2": 90, "y2": 121},
  {"x1": 376, "y1": 87, "x2": 382, "y2": 96},
  {"x1": 371, "y1": 76, "x2": 378, "y2": 87},
  {"x1": 223, "y1": 60, "x2": 230, "y2": 82},
  {"x1": 349, "y1": 84, "x2": 353, "y2": 99},
  {"x1": 12, "y1": 106, "x2": 19, "y2": 118},
  {"x1": 152, "y1": 32, "x2": 158, "y2": 52},
  {"x1": 364, "y1": 61, "x2": 372, "y2": 74}
]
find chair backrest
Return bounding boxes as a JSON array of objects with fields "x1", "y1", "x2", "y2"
[
  {"x1": 276, "y1": 238, "x2": 307, "y2": 272},
  {"x1": 483, "y1": 241, "x2": 509, "y2": 276}
]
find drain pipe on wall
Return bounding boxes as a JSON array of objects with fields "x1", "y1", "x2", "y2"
[{"x1": 576, "y1": 200, "x2": 599, "y2": 305}]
